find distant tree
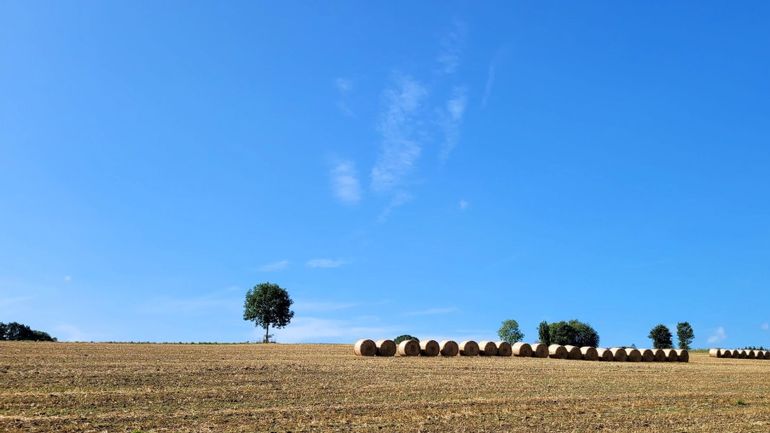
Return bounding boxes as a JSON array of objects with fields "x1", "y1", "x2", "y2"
[
  {"x1": 648, "y1": 324, "x2": 673, "y2": 349},
  {"x1": 676, "y1": 322, "x2": 694, "y2": 350},
  {"x1": 0, "y1": 322, "x2": 55, "y2": 341},
  {"x1": 394, "y1": 335, "x2": 419, "y2": 344},
  {"x1": 498, "y1": 320, "x2": 524, "y2": 343},
  {"x1": 549, "y1": 322, "x2": 578, "y2": 345},
  {"x1": 243, "y1": 282, "x2": 294, "y2": 343},
  {"x1": 538, "y1": 321, "x2": 551, "y2": 346},
  {"x1": 545, "y1": 320, "x2": 600, "y2": 347},
  {"x1": 568, "y1": 320, "x2": 600, "y2": 347}
]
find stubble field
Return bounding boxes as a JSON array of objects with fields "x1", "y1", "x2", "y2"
[{"x1": 1, "y1": 342, "x2": 770, "y2": 432}]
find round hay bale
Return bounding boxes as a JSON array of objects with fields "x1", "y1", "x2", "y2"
[
  {"x1": 548, "y1": 344, "x2": 567, "y2": 359},
  {"x1": 738, "y1": 349, "x2": 748, "y2": 359},
  {"x1": 675, "y1": 349, "x2": 689, "y2": 363},
  {"x1": 626, "y1": 348, "x2": 642, "y2": 362},
  {"x1": 419, "y1": 340, "x2": 440, "y2": 357},
  {"x1": 640, "y1": 349, "x2": 654, "y2": 362},
  {"x1": 746, "y1": 350, "x2": 757, "y2": 359},
  {"x1": 496, "y1": 341, "x2": 513, "y2": 357},
  {"x1": 478, "y1": 341, "x2": 498, "y2": 356},
  {"x1": 662, "y1": 348, "x2": 678, "y2": 362},
  {"x1": 564, "y1": 345, "x2": 582, "y2": 360},
  {"x1": 719, "y1": 349, "x2": 732, "y2": 358},
  {"x1": 652, "y1": 349, "x2": 666, "y2": 362},
  {"x1": 596, "y1": 348, "x2": 614, "y2": 361},
  {"x1": 530, "y1": 343, "x2": 548, "y2": 358},
  {"x1": 459, "y1": 340, "x2": 479, "y2": 356},
  {"x1": 764, "y1": 351, "x2": 770, "y2": 360},
  {"x1": 580, "y1": 346, "x2": 598, "y2": 361},
  {"x1": 439, "y1": 340, "x2": 459, "y2": 356},
  {"x1": 512, "y1": 342, "x2": 532, "y2": 357},
  {"x1": 708, "y1": 348, "x2": 722, "y2": 358},
  {"x1": 397, "y1": 339, "x2": 420, "y2": 356},
  {"x1": 353, "y1": 339, "x2": 377, "y2": 356},
  {"x1": 755, "y1": 350, "x2": 765, "y2": 359},
  {"x1": 609, "y1": 348, "x2": 627, "y2": 362},
  {"x1": 375, "y1": 339, "x2": 396, "y2": 357}
]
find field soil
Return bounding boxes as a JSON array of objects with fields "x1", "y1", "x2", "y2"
[{"x1": 2, "y1": 342, "x2": 770, "y2": 432}]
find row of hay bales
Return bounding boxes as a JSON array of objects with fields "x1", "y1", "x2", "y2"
[
  {"x1": 710, "y1": 348, "x2": 770, "y2": 359},
  {"x1": 353, "y1": 339, "x2": 689, "y2": 362}
]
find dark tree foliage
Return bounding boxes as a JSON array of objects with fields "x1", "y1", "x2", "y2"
[
  {"x1": 394, "y1": 335, "x2": 419, "y2": 344},
  {"x1": 676, "y1": 322, "x2": 695, "y2": 350},
  {"x1": 0, "y1": 322, "x2": 56, "y2": 341},
  {"x1": 546, "y1": 320, "x2": 600, "y2": 347},
  {"x1": 538, "y1": 321, "x2": 551, "y2": 346},
  {"x1": 243, "y1": 282, "x2": 294, "y2": 343},
  {"x1": 497, "y1": 319, "x2": 524, "y2": 343},
  {"x1": 648, "y1": 324, "x2": 673, "y2": 349}
]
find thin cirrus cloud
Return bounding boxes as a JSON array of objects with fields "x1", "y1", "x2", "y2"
[
  {"x1": 335, "y1": 77, "x2": 355, "y2": 117},
  {"x1": 306, "y1": 258, "x2": 349, "y2": 269},
  {"x1": 436, "y1": 20, "x2": 466, "y2": 75},
  {"x1": 439, "y1": 86, "x2": 468, "y2": 161},
  {"x1": 459, "y1": 199, "x2": 469, "y2": 210},
  {"x1": 707, "y1": 326, "x2": 727, "y2": 344},
  {"x1": 330, "y1": 161, "x2": 361, "y2": 204},
  {"x1": 257, "y1": 260, "x2": 290, "y2": 272}
]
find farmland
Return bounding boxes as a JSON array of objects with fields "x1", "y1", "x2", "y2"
[{"x1": 2, "y1": 343, "x2": 770, "y2": 432}]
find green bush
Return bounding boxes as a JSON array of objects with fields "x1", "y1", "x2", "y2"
[
  {"x1": 542, "y1": 320, "x2": 599, "y2": 347},
  {"x1": 394, "y1": 335, "x2": 419, "y2": 344}
]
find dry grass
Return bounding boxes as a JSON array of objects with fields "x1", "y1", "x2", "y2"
[{"x1": 3, "y1": 342, "x2": 770, "y2": 432}]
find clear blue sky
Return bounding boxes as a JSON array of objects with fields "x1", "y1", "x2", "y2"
[{"x1": 2, "y1": 2, "x2": 769, "y2": 348}]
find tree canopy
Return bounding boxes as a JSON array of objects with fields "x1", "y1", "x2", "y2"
[
  {"x1": 540, "y1": 320, "x2": 600, "y2": 347},
  {"x1": 498, "y1": 319, "x2": 524, "y2": 343},
  {"x1": 394, "y1": 335, "x2": 419, "y2": 344},
  {"x1": 676, "y1": 322, "x2": 694, "y2": 350},
  {"x1": 648, "y1": 324, "x2": 673, "y2": 349},
  {"x1": 0, "y1": 322, "x2": 56, "y2": 341},
  {"x1": 243, "y1": 282, "x2": 294, "y2": 343}
]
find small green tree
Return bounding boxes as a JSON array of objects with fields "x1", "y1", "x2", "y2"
[
  {"x1": 648, "y1": 324, "x2": 673, "y2": 349},
  {"x1": 568, "y1": 320, "x2": 600, "y2": 347},
  {"x1": 538, "y1": 321, "x2": 551, "y2": 346},
  {"x1": 394, "y1": 335, "x2": 419, "y2": 344},
  {"x1": 676, "y1": 322, "x2": 694, "y2": 350},
  {"x1": 498, "y1": 319, "x2": 524, "y2": 343},
  {"x1": 549, "y1": 321, "x2": 578, "y2": 345},
  {"x1": 243, "y1": 282, "x2": 294, "y2": 343}
]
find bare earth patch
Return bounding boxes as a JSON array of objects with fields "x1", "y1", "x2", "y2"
[{"x1": 1, "y1": 342, "x2": 769, "y2": 432}]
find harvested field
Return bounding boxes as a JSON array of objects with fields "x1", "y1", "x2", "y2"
[{"x1": 3, "y1": 343, "x2": 770, "y2": 432}]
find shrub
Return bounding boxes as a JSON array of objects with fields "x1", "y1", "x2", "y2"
[
  {"x1": 394, "y1": 335, "x2": 419, "y2": 344},
  {"x1": 545, "y1": 320, "x2": 600, "y2": 347}
]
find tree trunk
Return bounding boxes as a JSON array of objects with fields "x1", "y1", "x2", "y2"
[{"x1": 264, "y1": 324, "x2": 269, "y2": 343}]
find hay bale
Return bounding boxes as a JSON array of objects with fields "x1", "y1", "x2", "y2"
[
  {"x1": 375, "y1": 339, "x2": 396, "y2": 357},
  {"x1": 708, "y1": 348, "x2": 722, "y2": 358},
  {"x1": 764, "y1": 351, "x2": 770, "y2": 360},
  {"x1": 548, "y1": 344, "x2": 568, "y2": 359},
  {"x1": 738, "y1": 349, "x2": 748, "y2": 359},
  {"x1": 721, "y1": 349, "x2": 733, "y2": 358},
  {"x1": 580, "y1": 346, "x2": 598, "y2": 361},
  {"x1": 397, "y1": 339, "x2": 420, "y2": 356},
  {"x1": 675, "y1": 349, "x2": 689, "y2": 363},
  {"x1": 609, "y1": 348, "x2": 627, "y2": 362},
  {"x1": 564, "y1": 345, "x2": 582, "y2": 360},
  {"x1": 496, "y1": 341, "x2": 513, "y2": 357},
  {"x1": 746, "y1": 350, "x2": 757, "y2": 359},
  {"x1": 353, "y1": 339, "x2": 377, "y2": 356},
  {"x1": 653, "y1": 349, "x2": 666, "y2": 362},
  {"x1": 459, "y1": 340, "x2": 480, "y2": 356},
  {"x1": 419, "y1": 340, "x2": 440, "y2": 357},
  {"x1": 530, "y1": 343, "x2": 548, "y2": 358},
  {"x1": 755, "y1": 350, "x2": 765, "y2": 359},
  {"x1": 439, "y1": 340, "x2": 459, "y2": 357},
  {"x1": 512, "y1": 342, "x2": 532, "y2": 357},
  {"x1": 662, "y1": 348, "x2": 678, "y2": 362},
  {"x1": 596, "y1": 348, "x2": 614, "y2": 361},
  {"x1": 625, "y1": 348, "x2": 642, "y2": 362},
  {"x1": 478, "y1": 341, "x2": 498, "y2": 356},
  {"x1": 640, "y1": 349, "x2": 654, "y2": 362}
]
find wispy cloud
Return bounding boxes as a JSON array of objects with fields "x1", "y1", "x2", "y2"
[
  {"x1": 439, "y1": 86, "x2": 467, "y2": 161},
  {"x1": 762, "y1": 323, "x2": 769, "y2": 331},
  {"x1": 377, "y1": 190, "x2": 413, "y2": 223},
  {"x1": 63, "y1": 275, "x2": 72, "y2": 283},
  {"x1": 707, "y1": 326, "x2": 727, "y2": 344},
  {"x1": 257, "y1": 260, "x2": 290, "y2": 272},
  {"x1": 54, "y1": 323, "x2": 92, "y2": 342},
  {"x1": 330, "y1": 161, "x2": 361, "y2": 204},
  {"x1": 459, "y1": 199, "x2": 469, "y2": 210},
  {"x1": 138, "y1": 286, "x2": 242, "y2": 315},
  {"x1": 481, "y1": 62, "x2": 496, "y2": 108},
  {"x1": 404, "y1": 306, "x2": 459, "y2": 316},
  {"x1": 335, "y1": 77, "x2": 355, "y2": 117},
  {"x1": 436, "y1": 21, "x2": 466, "y2": 75},
  {"x1": 293, "y1": 301, "x2": 359, "y2": 313},
  {"x1": 306, "y1": 258, "x2": 349, "y2": 269},
  {"x1": 371, "y1": 75, "x2": 427, "y2": 193}
]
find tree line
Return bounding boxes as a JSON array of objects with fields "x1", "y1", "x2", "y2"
[{"x1": 0, "y1": 322, "x2": 56, "y2": 342}]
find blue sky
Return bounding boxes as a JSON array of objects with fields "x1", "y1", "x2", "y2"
[{"x1": 2, "y1": 2, "x2": 770, "y2": 348}]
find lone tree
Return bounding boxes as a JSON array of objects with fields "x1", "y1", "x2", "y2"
[
  {"x1": 677, "y1": 322, "x2": 694, "y2": 350},
  {"x1": 538, "y1": 321, "x2": 551, "y2": 346},
  {"x1": 648, "y1": 324, "x2": 673, "y2": 349},
  {"x1": 243, "y1": 282, "x2": 294, "y2": 343},
  {"x1": 498, "y1": 319, "x2": 524, "y2": 343},
  {"x1": 394, "y1": 335, "x2": 419, "y2": 344}
]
